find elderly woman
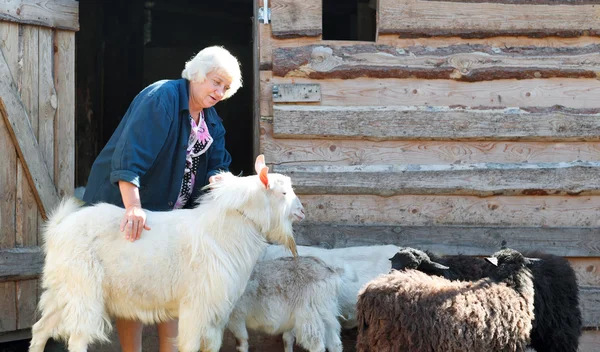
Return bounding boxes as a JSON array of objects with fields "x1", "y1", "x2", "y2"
[{"x1": 82, "y1": 46, "x2": 242, "y2": 352}]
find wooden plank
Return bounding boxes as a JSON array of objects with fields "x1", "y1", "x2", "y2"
[
  {"x1": 273, "y1": 44, "x2": 600, "y2": 81},
  {"x1": 580, "y1": 330, "x2": 600, "y2": 352},
  {"x1": 0, "y1": 0, "x2": 79, "y2": 31},
  {"x1": 260, "y1": 70, "x2": 273, "y2": 117},
  {"x1": 580, "y1": 287, "x2": 600, "y2": 329},
  {"x1": 261, "y1": 123, "x2": 600, "y2": 166},
  {"x1": 378, "y1": 0, "x2": 600, "y2": 38},
  {"x1": 259, "y1": 23, "x2": 272, "y2": 70},
  {"x1": 276, "y1": 161, "x2": 600, "y2": 197},
  {"x1": 292, "y1": 224, "x2": 600, "y2": 257},
  {"x1": 570, "y1": 258, "x2": 600, "y2": 287},
  {"x1": 272, "y1": 83, "x2": 321, "y2": 102},
  {"x1": 0, "y1": 21, "x2": 19, "y2": 334},
  {"x1": 270, "y1": 0, "x2": 321, "y2": 38},
  {"x1": 0, "y1": 49, "x2": 59, "y2": 220},
  {"x1": 273, "y1": 105, "x2": 600, "y2": 141},
  {"x1": 297, "y1": 194, "x2": 600, "y2": 227},
  {"x1": 268, "y1": 76, "x2": 600, "y2": 108},
  {"x1": 53, "y1": 30, "x2": 74, "y2": 198},
  {"x1": 16, "y1": 24, "x2": 39, "y2": 330},
  {"x1": 253, "y1": 1, "x2": 261, "y2": 160},
  {"x1": 38, "y1": 28, "x2": 56, "y2": 182},
  {"x1": 0, "y1": 247, "x2": 43, "y2": 282}
]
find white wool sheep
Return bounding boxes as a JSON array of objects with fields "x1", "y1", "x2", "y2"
[
  {"x1": 261, "y1": 244, "x2": 398, "y2": 330},
  {"x1": 29, "y1": 156, "x2": 304, "y2": 352},
  {"x1": 227, "y1": 256, "x2": 343, "y2": 352}
]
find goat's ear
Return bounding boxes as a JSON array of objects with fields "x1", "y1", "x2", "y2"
[
  {"x1": 259, "y1": 166, "x2": 269, "y2": 188},
  {"x1": 255, "y1": 154, "x2": 266, "y2": 175}
]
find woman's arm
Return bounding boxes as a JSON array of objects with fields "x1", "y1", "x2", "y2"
[{"x1": 119, "y1": 181, "x2": 151, "y2": 241}]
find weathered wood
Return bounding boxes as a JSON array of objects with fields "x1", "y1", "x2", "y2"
[
  {"x1": 272, "y1": 83, "x2": 321, "y2": 102},
  {"x1": 259, "y1": 23, "x2": 272, "y2": 70},
  {"x1": 273, "y1": 44, "x2": 600, "y2": 81},
  {"x1": 253, "y1": 2, "x2": 261, "y2": 160},
  {"x1": 580, "y1": 286, "x2": 600, "y2": 329},
  {"x1": 275, "y1": 161, "x2": 600, "y2": 197},
  {"x1": 261, "y1": 122, "x2": 600, "y2": 166},
  {"x1": 0, "y1": 247, "x2": 43, "y2": 282},
  {"x1": 0, "y1": 0, "x2": 79, "y2": 31},
  {"x1": 270, "y1": 0, "x2": 321, "y2": 38},
  {"x1": 260, "y1": 70, "x2": 273, "y2": 117},
  {"x1": 379, "y1": 0, "x2": 600, "y2": 38},
  {"x1": 268, "y1": 76, "x2": 600, "y2": 108},
  {"x1": 298, "y1": 194, "x2": 600, "y2": 227},
  {"x1": 0, "y1": 282, "x2": 16, "y2": 332},
  {"x1": 0, "y1": 49, "x2": 60, "y2": 220},
  {"x1": 53, "y1": 30, "x2": 74, "y2": 198},
  {"x1": 292, "y1": 224, "x2": 600, "y2": 257},
  {"x1": 273, "y1": 105, "x2": 600, "y2": 141},
  {"x1": 580, "y1": 330, "x2": 600, "y2": 352},
  {"x1": 569, "y1": 257, "x2": 600, "y2": 287},
  {"x1": 38, "y1": 27, "x2": 56, "y2": 183}
]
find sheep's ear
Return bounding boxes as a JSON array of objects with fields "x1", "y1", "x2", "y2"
[
  {"x1": 255, "y1": 154, "x2": 266, "y2": 174},
  {"x1": 422, "y1": 260, "x2": 450, "y2": 271},
  {"x1": 485, "y1": 257, "x2": 499, "y2": 266},
  {"x1": 524, "y1": 257, "x2": 541, "y2": 265},
  {"x1": 259, "y1": 166, "x2": 269, "y2": 189}
]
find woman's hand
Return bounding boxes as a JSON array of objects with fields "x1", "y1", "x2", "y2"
[
  {"x1": 209, "y1": 175, "x2": 224, "y2": 184},
  {"x1": 120, "y1": 205, "x2": 151, "y2": 241}
]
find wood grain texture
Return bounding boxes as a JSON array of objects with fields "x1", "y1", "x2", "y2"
[
  {"x1": 273, "y1": 105, "x2": 600, "y2": 141},
  {"x1": 273, "y1": 44, "x2": 600, "y2": 81},
  {"x1": 580, "y1": 286, "x2": 600, "y2": 329},
  {"x1": 0, "y1": 68, "x2": 59, "y2": 219},
  {"x1": 261, "y1": 123, "x2": 600, "y2": 166},
  {"x1": 0, "y1": 247, "x2": 43, "y2": 281},
  {"x1": 571, "y1": 257, "x2": 600, "y2": 287},
  {"x1": 298, "y1": 194, "x2": 600, "y2": 227},
  {"x1": 53, "y1": 30, "x2": 74, "y2": 198},
  {"x1": 270, "y1": 0, "x2": 321, "y2": 38},
  {"x1": 0, "y1": 0, "x2": 79, "y2": 31},
  {"x1": 378, "y1": 0, "x2": 600, "y2": 38},
  {"x1": 275, "y1": 161, "x2": 600, "y2": 197},
  {"x1": 268, "y1": 76, "x2": 600, "y2": 108}
]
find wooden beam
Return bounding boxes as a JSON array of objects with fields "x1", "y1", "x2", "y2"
[
  {"x1": 0, "y1": 247, "x2": 43, "y2": 282},
  {"x1": 0, "y1": 50, "x2": 59, "y2": 220},
  {"x1": 292, "y1": 224, "x2": 600, "y2": 257},
  {"x1": 581, "y1": 286, "x2": 600, "y2": 329},
  {"x1": 379, "y1": 0, "x2": 600, "y2": 38},
  {"x1": 276, "y1": 161, "x2": 600, "y2": 197},
  {"x1": 273, "y1": 44, "x2": 600, "y2": 81},
  {"x1": 270, "y1": 0, "x2": 321, "y2": 38},
  {"x1": 273, "y1": 105, "x2": 600, "y2": 141},
  {"x1": 0, "y1": 0, "x2": 79, "y2": 31}
]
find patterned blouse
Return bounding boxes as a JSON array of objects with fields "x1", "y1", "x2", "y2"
[{"x1": 174, "y1": 111, "x2": 213, "y2": 209}]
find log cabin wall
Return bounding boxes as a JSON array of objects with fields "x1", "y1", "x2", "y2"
[
  {"x1": 0, "y1": 0, "x2": 77, "y2": 340},
  {"x1": 259, "y1": 0, "x2": 600, "y2": 349}
]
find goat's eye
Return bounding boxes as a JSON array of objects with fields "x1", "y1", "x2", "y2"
[{"x1": 282, "y1": 192, "x2": 287, "y2": 195}]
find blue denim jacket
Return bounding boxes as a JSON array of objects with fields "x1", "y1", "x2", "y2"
[{"x1": 82, "y1": 78, "x2": 231, "y2": 210}]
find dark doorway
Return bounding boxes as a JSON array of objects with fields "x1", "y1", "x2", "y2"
[{"x1": 75, "y1": 0, "x2": 255, "y2": 187}]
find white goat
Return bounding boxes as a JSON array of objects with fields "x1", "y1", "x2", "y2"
[
  {"x1": 29, "y1": 155, "x2": 304, "y2": 352},
  {"x1": 261, "y1": 244, "x2": 398, "y2": 336},
  {"x1": 228, "y1": 256, "x2": 343, "y2": 352}
]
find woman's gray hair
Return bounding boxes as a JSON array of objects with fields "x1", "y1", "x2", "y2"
[{"x1": 181, "y1": 46, "x2": 243, "y2": 100}]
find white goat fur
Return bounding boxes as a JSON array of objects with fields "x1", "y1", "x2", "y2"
[
  {"x1": 228, "y1": 256, "x2": 343, "y2": 352},
  {"x1": 29, "y1": 171, "x2": 303, "y2": 352},
  {"x1": 261, "y1": 244, "x2": 398, "y2": 330}
]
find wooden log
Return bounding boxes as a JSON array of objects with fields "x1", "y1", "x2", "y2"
[
  {"x1": 261, "y1": 123, "x2": 600, "y2": 166},
  {"x1": 275, "y1": 161, "x2": 600, "y2": 197},
  {"x1": 292, "y1": 224, "x2": 600, "y2": 257},
  {"x1": 273, "y1": 44, "x2": 600, "y2": 81},
  {"x1": 379, "y1": 0, "x2": 600, "y2": 38},
  {"x1": 0, "y1": 0, "x2": 79, "y2": 31},
  {"x1": 270, "y1": 0, "x2": 321, "y2": 38},
  {"x1": 0, "y1": 49, "x2": 59, "y2": 220},
  {"x1": 0, "y1": 247, "x2": 43, "y2": 282},
  {"x1": 298, "y1": 194, "x2": 600, "y2": 227},
  {"x1": 273, "y1": 105, "x2": 600, "y2": 141},
  {"x1": 268, "y1": 76, "x2": 600, "y2": 109}
]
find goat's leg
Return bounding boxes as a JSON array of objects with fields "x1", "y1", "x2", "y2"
[
  {"x1": 67, "y1": 333, "x2": 90, "y2": 352},
  {"x1": 323, "y1": 316, "x2": 342, "y2": 352},
  {"x1": 294, "y1": 312, "x2": 326, "y2": 352},
  {"x1": 282, "y1": 331, "x2": 296, "y2": 352},
  {"x1": 29, "y1": 308, "x2": 61, "y2": 352},
  {"x1": 227, "y1": 316, "x2": 249, "y2": 352}
]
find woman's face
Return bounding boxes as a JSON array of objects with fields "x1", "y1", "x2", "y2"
[{"x1": 190, "y1": 71, "x2": 232, "y2": 109}]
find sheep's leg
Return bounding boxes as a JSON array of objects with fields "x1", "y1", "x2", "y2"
[
  {"x1": 178, "y1": 309, "x2": 224, "y2": 352},
  {"x1": 294, "y1": 312, "x2": 326, "y2": 352},
  {"x1": 227, "y1": 317, "x2": 249, "y2": 352},
  {"x1": 282, "y1": 331, "x2": 296, "y2": 352},
  {"x1": 323, "y1": 309, "x2": 343, "y2": 352},
  {"x1": 29, "y1": 308, "x2": 61, "y2": 352}
]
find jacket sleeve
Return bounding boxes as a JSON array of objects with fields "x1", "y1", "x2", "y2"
[
  {"x1": 110, "y1": 95, "x2": 173, "y2": 188},
  {"x1": 205, "y1": 120, "x2": 232, "y2": 184}
]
